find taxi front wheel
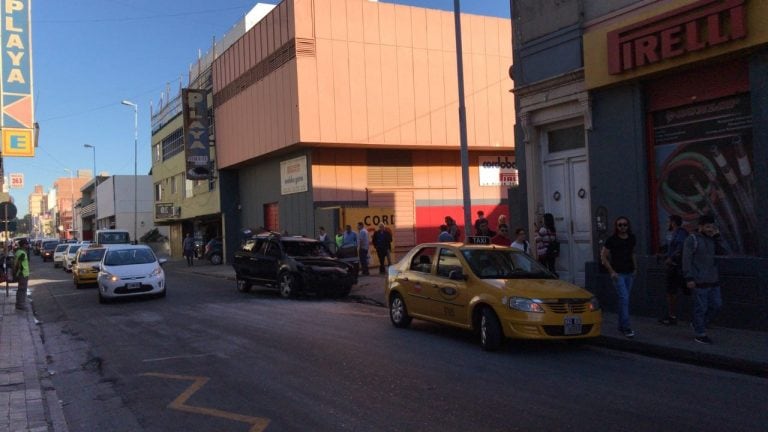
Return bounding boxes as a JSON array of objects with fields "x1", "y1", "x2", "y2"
[
  {"x1": 389, "y1": 293, "x2": 412, "y2": 328},
  {"x1": 479, "y1": 307, "x2": 503, "y2": 351}
]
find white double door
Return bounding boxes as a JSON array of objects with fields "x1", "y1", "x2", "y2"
[{"x1": 542, "y1": 151, "x2": 592, "y2": 286}]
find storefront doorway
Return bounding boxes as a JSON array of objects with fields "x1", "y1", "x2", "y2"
[{"x1": 541, "y1": 124, "x2": 592, "y2": 286}]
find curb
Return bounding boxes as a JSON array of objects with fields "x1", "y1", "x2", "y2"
[{"x1": 592, "y1": 335, "x2": 768, "y2": 378}]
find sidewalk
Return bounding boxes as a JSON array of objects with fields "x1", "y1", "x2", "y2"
[
  {"x1": 1, "y1": 287, "x2": 68, "y2": 432},
  {"x1": 169, "y1": 258, "x2": 768, "y2": 377}
]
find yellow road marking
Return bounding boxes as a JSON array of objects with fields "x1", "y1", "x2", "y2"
[{"x1": 141, "y1": 373, "x2": 270, "y2": 432}]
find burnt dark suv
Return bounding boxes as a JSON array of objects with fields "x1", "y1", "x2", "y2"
[{"x1": 232, "y1": 233, "x2": 357, "y2": 298}]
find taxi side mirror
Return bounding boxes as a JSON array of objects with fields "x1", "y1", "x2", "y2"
[{"x1": 91, "y1": 265, "x2": 101, "y2": 271}]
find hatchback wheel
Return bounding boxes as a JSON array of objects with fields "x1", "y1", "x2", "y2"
[
  {"x1": 389, "y1": 293, "x2": 412, "y2": 328},
  {"x1": 479, "y1": 307, "x2": 503, "y2": 351},
  {"x1": 279, "y1": 272, "x2": 298, "y2": 298},
  {"x1": 209, "y1": 253, "x2": 222, "y2": 265}
]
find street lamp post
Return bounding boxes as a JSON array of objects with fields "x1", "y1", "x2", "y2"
[
  {"x1": 84, "y1": 144, "x2": 96, "y2": 180},
  {"x1": 84, "y1": 144, "x2": 97, "y2": 230},
  {"x1": 121, "y1": 100, "x2": 138, "y2": 244},
  {"x1": 64, "y1": 168, "x2": 74, "y2": 240}
]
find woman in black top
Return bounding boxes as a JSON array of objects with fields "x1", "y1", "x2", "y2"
[{"x1": 601, "y1": 216, "x2": 637, "y2": 338}]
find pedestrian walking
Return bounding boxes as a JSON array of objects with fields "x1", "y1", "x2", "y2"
[
  {"x1": 659, "y1": 214, "x2": 690, "y2": 325},
  {"x1": 357, "y1": 222, "x2": 370, "y2": 276},
  {"x1": 534, "y1": 213, "x2": 558, "y2": 274},
  {"x1": 438, "y1": 224, "x2": 453, "y2": 242},
  {"x1": 373, "y1": 223, "x2": 393, "y2": 274},
  {"x1": 13, "y1": 238, "x2": 30, "y2": 311},
  {"x1": 510, "y1": 228, "x2": 530, "y2": 253},
  {"x1": 601, "y1": 216, "x2": 637, "y2": 338},
  {"x1": 683, "y1": 214, "x2": 726, "y2": 345},
  {"x1": 182, "y1": 233, "x2": 195, "y2": 266},
  {"x1": 444, "y1": 216, "x2": 461, "y2": 242}
]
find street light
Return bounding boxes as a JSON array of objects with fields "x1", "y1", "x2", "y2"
[
  {"x1": 121, "y1": 100, "x2": 138, "y2": 244},
  {"x1": 63, "y1": 168, "x2": 74, "y2": 240},
  {"x1": 83, "y1": 144, "x2": 96, "y2": 180},
  {"x1": 84, "y1": 144, "x2": 97, "y2": 230}
]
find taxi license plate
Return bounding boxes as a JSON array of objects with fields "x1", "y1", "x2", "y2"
[
  {"x1": 564, "y1": 316, "x2": 582, "y2": 335},
  {"x1": 126, "y1": 282, "x2": 141, "y2": 289}
]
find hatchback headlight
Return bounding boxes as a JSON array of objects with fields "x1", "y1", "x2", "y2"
[
  {"x1": 588, "y1": 296, "x2": 601, "y2": 311},
  {"x1": 508, "y1": 297, "x2": 545, "y2": 313},
  {"x1": 103, "y1": 272, "x2": 120, "y2": 282},
  {"x1": 150, "y1": 267, "x2": 163, "y2": 277}
]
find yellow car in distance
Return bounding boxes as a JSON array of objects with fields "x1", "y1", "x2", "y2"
[
  {"x1": 385, "y1": 243, "x2": 602, "y2": 351},
  {"x1": 72, "y1": 247, "x2": 107, "y2": 288}
]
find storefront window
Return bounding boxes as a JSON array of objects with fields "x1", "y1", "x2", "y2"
[{"x1": 652, "y1": 93, "x2": 756, "y2": 255}]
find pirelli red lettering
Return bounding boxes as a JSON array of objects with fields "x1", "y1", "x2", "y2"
[{"x1": 607, "y1": 0, "x2": 747, "y2": 75}]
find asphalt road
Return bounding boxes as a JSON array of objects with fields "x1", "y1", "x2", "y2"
[{"x1": 28, "y1": 254, "x2": 768, "y2": 432}]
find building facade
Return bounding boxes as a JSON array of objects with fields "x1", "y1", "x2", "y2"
[
  {"x1": 512, "y1": 0, "x2": 768, "y2": 330},
  {"x1": 95, "y1": 175, "x2": 157, "y2": 242},
  {"x1": 150, "y1": 3, "x2": 275, "y2": 260},
  {"x1": 213, "y1": 0, "x2": 514, "y2": 260},
  {"x1": 53, "y1": 172, "x2": 90, "y2": 240}
]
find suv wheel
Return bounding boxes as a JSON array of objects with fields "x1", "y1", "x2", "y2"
[
  {"x1": 278, "y1": 272, "x2": 298, "y2": 298},
  {"x1": 479, "y1": 307, "x2": 503, "y2": 351},
  {"x1": 236, "y1": 277, "x2": 252, "y2": 293},
  {"x1": 389, "y1": 293, "x2": 412, "y2": 328},
  {"x1": 209, "y1": 253, "x2": 222, "y2": 265}
]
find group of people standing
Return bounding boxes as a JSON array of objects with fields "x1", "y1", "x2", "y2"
[
  {"x1": 601, "y1": 213, "x2": 725, "y2": 344},
  {"x1": 318, "y1": 222, "x2": 394, "y2": 276},
  {"x1": 438, "y1": 211, "x2": 558, "y2": 274}
]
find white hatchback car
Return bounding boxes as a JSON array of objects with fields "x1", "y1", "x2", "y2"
[
  {"x1": 96, "y1": 244, "x2": 166, "y2": 303},
  {"x1": 63, "y1": 244, "x2": 83, "y2": 272},
  {"x1": 53, "y1": 244, "x2": 69, "y2": 268}
]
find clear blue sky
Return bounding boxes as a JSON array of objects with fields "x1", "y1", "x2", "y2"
[{"x1": 8, "y1": 0, "x2": 510, "y2": 216}]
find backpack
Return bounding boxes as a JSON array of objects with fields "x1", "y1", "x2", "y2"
[{"x1": 546, "y1": 237, "x2": 560, "y2": 258}]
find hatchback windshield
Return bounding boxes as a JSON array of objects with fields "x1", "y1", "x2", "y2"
[
  {"x1": 55, "y1": 244, "x2": 69, "y2": 253},
  {"x1": 78, "y1": 249, "x2": 106, "y2": 263},
  {"x1": 104, "y1": 249, "x2": 157, "y2": 266},
  {"x1": 461, "y1": 249, "x2": 555, "y2": 279},
  {"x1": 67, "y1": 245, "x2": 82, "y2": 255},
  {"x1": 43, "y1": 241, "x2": 60, "y2": 250}
]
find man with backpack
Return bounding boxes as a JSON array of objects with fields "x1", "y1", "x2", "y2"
[{"x1": 683, "y1": 214, "x2": 726, "y2": 345}]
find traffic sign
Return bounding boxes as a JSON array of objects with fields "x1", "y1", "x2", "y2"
[{"x1": 0, "y1": 201, "x2": 17, "y2": 220}]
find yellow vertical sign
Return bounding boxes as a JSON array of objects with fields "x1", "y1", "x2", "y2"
[{"x1": 1, "y1": 0, "x2": 35, "y2": 157}]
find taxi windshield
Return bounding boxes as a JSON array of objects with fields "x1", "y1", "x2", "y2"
[
  {"x1": 461, "y1": 249, "x2": 555, "y2": 279},
  {"x1": 79, "y1": 249, "x2": 106, "y2": 262}
]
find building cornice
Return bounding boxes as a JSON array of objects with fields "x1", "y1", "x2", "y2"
[{"x1": 512, "y1": 68, "x2": 585, "y2": 99}]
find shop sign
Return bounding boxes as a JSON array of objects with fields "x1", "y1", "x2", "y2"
[
  {"x1": 608, "y1": 0, "x2": 746, "y2": 75},
  {"x1": 479, "y1": 156, "x2": 518, "y2": 186},
  {"x1": 8, "y1": 173, "x2": 22, "y2": 188},
  {"x1": 280, "y1": 156, "x2": 308, "y2": 195},
  {"x1": 182, "y1": 88, "x2": 211, "y2": 180},
  {"x1": 1, "y1": 0, "x2": 35, "y2": 157},
  {"x1": 155, "y1": 202, "x2": 175, "y2": 219}
]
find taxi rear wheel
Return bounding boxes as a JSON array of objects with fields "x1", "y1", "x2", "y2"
[
  {"x1": 236, "y1": 276, "x2": 252, "y2": 293},
  {"x1": 389, "y1": 293, "x2": 412, "y2": 328},
  {"x1": 479, "y1": 307, "x2": 503, "y2": 351}
]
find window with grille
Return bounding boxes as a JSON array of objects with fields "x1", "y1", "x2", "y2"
[
  {"x1": 162, "y1": 127, "x2": 184, "y2": 160},
  {"x1": 367, "y1": 151, "x2": 413, "y2": 186}
]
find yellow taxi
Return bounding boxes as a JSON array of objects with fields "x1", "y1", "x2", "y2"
[
  {"x1": 72, "y1": 246, "x2": 107, "y2": 288},
  {"x1": 385, "y1": 243, "x2": 602, "y2": 351}
]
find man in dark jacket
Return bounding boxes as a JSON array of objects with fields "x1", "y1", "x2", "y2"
[
  {"x1": 682, "y1": 214, "x2": 726, "y2": 344},
  {"x1": 659, "y1": 214, "x2": 689, "y2": 325},
  {"x1": 372, "y1": 223, "x2": 393, "y2": 274}
]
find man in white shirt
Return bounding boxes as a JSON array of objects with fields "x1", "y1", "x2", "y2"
[
  {"x1": 510, "y1": 228, "x2": 529, "y2": 254},
  {"x1": 357, "y1": 222, "x2": 370, "y2": 275}
]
